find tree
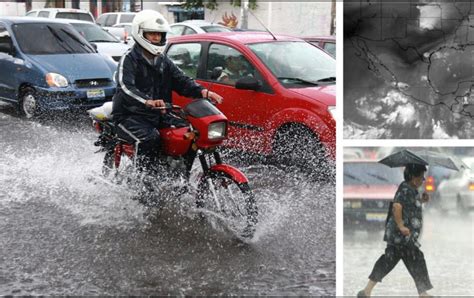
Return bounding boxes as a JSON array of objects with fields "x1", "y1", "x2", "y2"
[{"x1": 182, "y1": 0, "x2": 257, "y2": 10}]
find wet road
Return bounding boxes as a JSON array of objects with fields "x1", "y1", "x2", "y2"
[
  {"x1": 344, "y1": 210, "x2": 474, "y2": 296},
  {"x1": 0, "y1": 104, "x2": 335, "y2": 295}
]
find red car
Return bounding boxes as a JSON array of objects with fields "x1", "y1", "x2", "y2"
[
  {"x1": 344, "y1": 160, "x2": 403, "y2": 231},
  {"x1": 302, "y1": 36, "x2": 335, "y2": 57},
  {"x1": 165, "y1": 32, "x2": 335, "y2": 161}
]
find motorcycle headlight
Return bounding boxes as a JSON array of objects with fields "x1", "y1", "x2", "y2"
[
  {"x1": 328, "y1": 105, "x2": 336, "y2": 120},
  {"x1": 208, "y1": 121, "x2": 227, "y2": 140},
  {"x1": 45, "y1": 73, "x2": 68, "y2": 88}
]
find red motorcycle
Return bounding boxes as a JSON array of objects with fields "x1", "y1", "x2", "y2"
[{"x1": 88, "y1": 99, "x2": 258, "y2": 238}]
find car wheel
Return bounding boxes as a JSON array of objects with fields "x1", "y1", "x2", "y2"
[
  {"x1": 18, "y1": 87, "x2": 40, "y2": 119},
  {"x1": 272, "y1": 124, "x2": 334, "y2": 180}
]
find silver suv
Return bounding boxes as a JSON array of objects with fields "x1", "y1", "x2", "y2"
[{"x1": 25, "y1": 8, "x2": 94, "y2": 22}]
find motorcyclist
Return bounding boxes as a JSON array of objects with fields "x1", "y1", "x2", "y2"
[{"x1": 112, "y1": 10, "x2": 223, "y2": 172}]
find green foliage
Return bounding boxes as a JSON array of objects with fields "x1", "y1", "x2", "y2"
[{"x1": 181, "y1": 0, "x2": 257, "y2": 10}]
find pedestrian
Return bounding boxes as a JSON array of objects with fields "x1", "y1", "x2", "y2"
[
  {"x1": 357, "y1": 163, "x2": 433, "y2": 297},
  {"x1": 112, "y1": 9, "x2": 223, "y2": 172}
]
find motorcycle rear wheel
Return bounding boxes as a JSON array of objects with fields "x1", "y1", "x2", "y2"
[{"x1": 196, "y1": 171, "x2": 258, "y2": 239}]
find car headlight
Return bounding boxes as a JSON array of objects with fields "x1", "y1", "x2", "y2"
[
  {"x1": 328, "y1": 105, "x2": 336, "y2": 120},
  {"x1": 45, "y1": 73, "x2": 68, "y2": 88},
  {"x1": 208, "y1": 121, "x2": 227, "y2": 140}
]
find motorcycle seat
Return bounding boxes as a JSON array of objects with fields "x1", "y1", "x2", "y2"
[{"x1": 88, "y1": 101, "x2": 113, "y2": 121}]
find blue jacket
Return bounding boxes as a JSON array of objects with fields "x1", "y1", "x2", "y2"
[{"x1": 112, "y1": 44, "x2": 203, "y2": 122}]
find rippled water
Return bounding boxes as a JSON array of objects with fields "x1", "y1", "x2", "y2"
[{"x1": 0, "y1": 106, "x2": 335, "y2": 295}]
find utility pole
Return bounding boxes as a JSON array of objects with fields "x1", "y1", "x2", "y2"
[
  {"x1": 330, "y1": 0, "x2": 336, "y2": 35},
  {"x1": 240, "y1": 0, "x2": 249, "y2": 29}
]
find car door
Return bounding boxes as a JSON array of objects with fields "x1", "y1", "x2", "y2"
[
  {"x1": 0, "y1": 25, "x2": 18, "y2": 101},
  {"x1": 202, "y1": 42, "x2": 280, "y2": 152}
]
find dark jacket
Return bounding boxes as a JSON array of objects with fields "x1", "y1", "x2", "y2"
[
  {"x1": 383, "y1": 181, "x2": 423, "y2": 247},
  {"x1": 112, "y1": 44, "x2": 204, "y2": 122}
]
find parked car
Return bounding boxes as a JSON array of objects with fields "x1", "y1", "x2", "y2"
[
  {"x1": 164, "y1": 32, "x2": 335, "y2": 161},
  {"x1": 436, "y1": 157, "x2": 474, "y2": 214},
  {"x1": 108, "y1": 22, "x2": 133, "y2": 44},
  {"x1": 344, "y1": 160, "x2": 404, "y2": 231},
  {"x1": 96, "y1": 12, "x2": 136, "y2": 29},
  {"x1": 0, "y1": 17, "x2": 117, "y2": 118},
  {"x1": 169, "y1": 20, "x2": 232, "y2": 37},
  {"x1": 25, "y1": 8, "x2": 94, "y2": 23},
  {"x1": 67, "y1": 19, "x2": 129, "y2": 62},
  {"x1": 302, "y1": 36, "x2": 335, "y2": 57}
]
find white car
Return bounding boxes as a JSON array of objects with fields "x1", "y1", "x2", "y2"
[
  {"x1": 96, "y1": 12, "x2": 136, "y2": 30},
  {"x1": 25, "y1": 8, "x2": 94, "y2": 22},
  {"x1": 436, "y1": 157, "x2": 474, "y2": 214},
  {"x1": 169, "y1": 20, "x2": 232, "y2": 37},
  {"x1": 108, "y1": 22, "x2": 133, "y2": 45},
  {"x1": 66, "y1": 20, "x2": 130, "y2": 62}
]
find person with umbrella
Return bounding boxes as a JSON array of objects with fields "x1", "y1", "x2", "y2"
[
  {"x1": 357, "y1": 149, "x2": 467, "y2": 297},
  {"x1": 357, "y1": 162, "x2": 433, "y2": 297},
  {"x1": 357, "y1": 149, "x2": 468, "y2": 297}
]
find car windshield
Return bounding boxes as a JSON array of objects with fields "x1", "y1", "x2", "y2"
[
  {"x1": 13, "y1": 23, "x2": 95, "y2": 54},
  {"x1": 71, "y1": 23, "x2": 118, "y2": 43},
  {"x1": 202, "y1": 26, "x2": 232, "y2": 33},
  {"x1": 56, "y1": 12, "x2": 94, "y2": 22},
  {"x1": 249, "y1": 41, "x2": 335, "y2": 87},
  {"x1": 344, "y1": 162, "x2": 403, "y2": 186}
]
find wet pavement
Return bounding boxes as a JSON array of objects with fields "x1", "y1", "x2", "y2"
[
  {"x1": 0, "y1": 104, "x2": 335, "y2": 295},
  {"x1": 344, "y1": 210, "x2": 474, "y2": 296}
]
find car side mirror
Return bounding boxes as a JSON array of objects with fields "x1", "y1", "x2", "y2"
[
  {"x1": 235, "y1": 76, "x2": 261, "y2": 91},
  {"x1": 90, "y1": 42, "x2": 98, "y2": 52},
  {"x1": 211, "y1": 66, "x2": 223, "y2": 80}
]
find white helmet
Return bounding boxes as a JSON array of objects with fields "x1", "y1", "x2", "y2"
[{"x1": 132, "y1": 10, "x2": 170, "y2": 55}]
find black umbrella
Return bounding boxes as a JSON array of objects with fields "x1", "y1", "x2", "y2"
[{"x1": 379, "y1": 149, "x2": 467, "y2": 171}]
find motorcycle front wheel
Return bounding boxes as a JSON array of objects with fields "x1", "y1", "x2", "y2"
[{"x1": 196, "y1": 171, "x2": 258, "y2": 239}]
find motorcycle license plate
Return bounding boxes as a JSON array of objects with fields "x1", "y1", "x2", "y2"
[
  {"x1": 87, "y1": 89, "x2": 105, "y2": 99},
  {"x1": 365, "y1": 213, "x2": 386, "y2": 222}
]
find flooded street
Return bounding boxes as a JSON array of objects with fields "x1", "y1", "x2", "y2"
[
  {"x1": 344, "y1": 210, "x2": 474, "y2": 296},
  {"x1": 0, "y1": 105, "x2": 335, "y2": 295}
]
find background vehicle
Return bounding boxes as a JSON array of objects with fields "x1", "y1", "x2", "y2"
[
  {"x1": 96, "y1": 12, "x2": 136, "y2": 30},
  {"x1": 169, "y1": 20, "x2": 232, "y2": 37},
  {"x1": 165, "y1": 32, "x2": 335, "y2": 168},
  {"x1": 0, "y1": 17, "x2": 116, "y2": 118},
  {"x1": 302, "y1": 36, "x2": 335, "y2": 57},
  {"x1": 67, "y1": 19, "x2": 129, "y2": 62},
  {"x1": 344, "y1": 160, "x2": 404, "y2": 231},
  {"x1": 108, "y1": 22, "x2": 133, "y2": 44},
  {"x1": 436, "y1": 157, "x2": 474, "y2": 215},
  {"x1": 25, "y1": 8, "x2": 94, "y2": 22},
  {"x1": 88, "y1": 99, "x2": 258, "y2": 239}
]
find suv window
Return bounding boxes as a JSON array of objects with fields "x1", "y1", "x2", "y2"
[
  {"x1": 96, "y1": 14, "x2": 107, "y2": 26},
  {"x1": 0, "y1": 26, "x2": 13, "y2": 54},
  {"x1": 183, "y1": 27, "x2": 196, "y2": 35},
  {"x1": 38, "y1": 11, "x2": 50, "y2": 18},
  {"x1": 169, "y1": 25, "x2": 184, "y2": 36},
  {"x1": 104, "y1": 14, "x2": 117, "y2": 26},
  {"x1": 167, "y1": 43, "x2": 202, "y2": 79},
  {"x1": 25, "y1": 11, "x2": 37, "y2": 17},
  {"x1": 207, "y1": 44, "x2": 257, "y2": 86},
  {"x1": 119, "y1": 14, "x2": 135, "y2": 23},
  {"x1": 56, "y1": 12, "x2": 94, "y2": 22}
]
